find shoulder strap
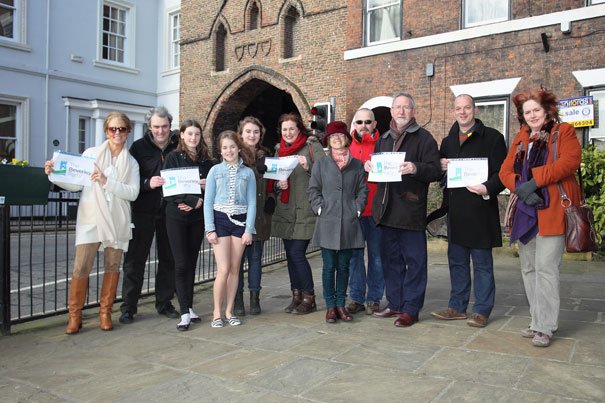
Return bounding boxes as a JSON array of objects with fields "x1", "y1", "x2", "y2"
[
  {"x1": 307, "y1": 143, "x2": 314, "y2": 163},
  {"x1": 551, "y1": 126, "x2": 584, "y2": 205}
]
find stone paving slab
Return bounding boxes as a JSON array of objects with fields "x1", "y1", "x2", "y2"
[{"x1": 1, "y1": 250, "x2": 604, "y2": 402}]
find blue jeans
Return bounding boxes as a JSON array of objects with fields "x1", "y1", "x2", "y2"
[
  {"x1": 447, "y1": 242, "x2": 495, "y2": 317},
  {"x1": 380, "y1": 226, "x2": 427, "y2": 316},
  {"x1": 283, "y1": 239, "x2": 314, "y2": 293},
  {"x1": 321, "y1": 248, "x2": 352, "y2": 308},
  {"x1": 238, "y1": 240, "x2": 265, "y2": 292},
  {"x1": 348, "y1": 216, "x2": 384, "y2": 304}
]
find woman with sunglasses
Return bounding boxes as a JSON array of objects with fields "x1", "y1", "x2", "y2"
[{"x1": 44, "y1": 112, "x2": 140, "y2": 334}]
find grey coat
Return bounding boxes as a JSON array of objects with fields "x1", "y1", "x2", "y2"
[
  {"x1": 271, "y1": 136, "x2": 326, "y2": 240},
  {"x1": 308, "y1": 153, "x2": 368, "y2": 250}
]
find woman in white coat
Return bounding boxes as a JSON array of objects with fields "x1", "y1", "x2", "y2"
[{"x1": 44, "y1": 111, "x2": 140, "y2": 334}]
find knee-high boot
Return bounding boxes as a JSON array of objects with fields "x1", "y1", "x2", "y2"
[
  {"x1": 99, "y1": 272, "x2": 120, "y2": 331},
  {"x1": 66, "y1": 277, "x2": 89, "y2": 334}
]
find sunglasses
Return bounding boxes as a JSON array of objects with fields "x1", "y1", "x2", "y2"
[
  {"x1": 355, "y1": 120, "x2": 373, "y2": 125},
  {"x1": 108, "y1": 127, "x2": 128, "y2": 134}
]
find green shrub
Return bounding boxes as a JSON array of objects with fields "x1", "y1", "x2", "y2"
[{"x1": 581, "y1": 145, "x2": 605, "y2": 248}]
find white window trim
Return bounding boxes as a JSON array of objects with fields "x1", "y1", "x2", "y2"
[
  {"x1": 463, "y1": 0, "x2": 510, "y2": 28},
  {"x1": 0, "y1": 0, "x2": 29, "y2": 51},
  {"x1": 0, "y1": 94, "x2": 29, "y2": 161},
  {"x1": 94, "y1": 0, "x2": 139, "y2": 74},
  {"x1": 587, "y1": 89, "x2": 605, "y2": 140},
  {"x1": 364, "y1": 0, "x2": 402, "y2": 46},
  {"x1": 590, "y1": 0, "x2": 605, "y2": 4},
  {"x1": 346, "y1": 5, "x2": 605, "y2": 60},
  {"x1": 162, "y1": 6, "x2": 180, "y2": 75}
]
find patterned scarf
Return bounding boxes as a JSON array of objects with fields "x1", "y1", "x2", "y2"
[
  {"x1": 510, "y1": 121, "x2": 553, "y2": 244},
  {"x1": 331, "y1": 148, "x2": 350, "y2": 170}
]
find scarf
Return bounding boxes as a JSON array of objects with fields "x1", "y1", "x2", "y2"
[
  {"x1": 510, "y1": 121, "x2": 553, "y2": 244},
  {"x1": 92, "y1": 140, "x2": 133, "y2": 249},
  {"x1": 389, "y1": 118, "x2": 416, "y2": 151},
  {"x1": 331, "y1": 148, "x2": 350, "y2": 170},
  {"x1": 267, "y1": 133, "x2": 308, "y2": 204}
]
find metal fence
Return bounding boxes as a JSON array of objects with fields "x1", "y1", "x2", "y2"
[{"x1": 0, "y1": 192, "x2": 305, "y2": 334}]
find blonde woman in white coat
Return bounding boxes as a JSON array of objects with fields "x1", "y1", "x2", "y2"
[{"x1": 44, "y1": 112, "x2": 140, "y2": 334}]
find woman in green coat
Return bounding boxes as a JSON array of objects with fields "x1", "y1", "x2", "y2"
[{"x1": 270, "y1": 113, "x2": 326, "y2": 314}]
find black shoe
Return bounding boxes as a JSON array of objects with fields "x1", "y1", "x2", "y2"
[
  {"x1": 119, "y1": 311, "x2": 134, "y2": 324},
  {"x1": 159, "y1": 305, "x2": 179, "y2": 319}
]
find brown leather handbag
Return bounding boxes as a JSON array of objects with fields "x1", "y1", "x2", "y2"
[{"x1": 552, "y1": 129, "x2": 598, "y2": 253}]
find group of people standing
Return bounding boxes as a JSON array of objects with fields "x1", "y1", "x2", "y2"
[{"x1": 45, "y1": 85, "x2": 582, "y2": 348}]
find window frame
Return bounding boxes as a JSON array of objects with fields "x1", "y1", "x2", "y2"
[
  {"x1": 168, "y1": 11, "x2": 180, "y2": 70},
  {"x1": 364, "y1": 0, "x2": 402, "y2": 46},
  {"x1": 0, "y1": 0, "x2": 28, "y2": 51},
  {"x1": 94, "y1": 0, "x2": 138, "y2": 74},
  {"x1": 589, "y1": 0, "x2": 605, "y2": 4},
  {"x1": 0, "y1": 94, "x2": 29, "y2": 162},
  {"x1": 463, "y1": 0, "x2": 510, "y2": 29},
  {"x1": 587, "y1": 88, "x2": 605, "y2": 144},
  {"x1": 475, "y1": 97, "x2": 510, "y2": 144}
]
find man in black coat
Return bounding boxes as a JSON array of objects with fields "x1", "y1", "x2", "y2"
[
  {"x1": 119, "y1": 106, "x2": 179, "y2": 324},
  {"x1": 431, "y1": 94, "x2": 507, "y2": 328},
  {"x1": 365, "y1": 92, "x2": 442, "y2": 327}
]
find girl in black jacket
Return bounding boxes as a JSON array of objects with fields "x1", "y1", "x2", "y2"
[{"x1": 163, "y1": 119, "x2": 215, "y2": 330}]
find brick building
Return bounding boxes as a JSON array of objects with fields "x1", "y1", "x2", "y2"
[
  {"x1": 181, "y1": 1, "x2": 605, "y2": 150},
  {"x1": 180, "y1": 0, "x2": 347, "y2": 150}
]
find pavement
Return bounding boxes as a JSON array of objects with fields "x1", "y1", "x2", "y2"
[{"x1": 1, "y1": 241, "x2": 604, "y2": 402}]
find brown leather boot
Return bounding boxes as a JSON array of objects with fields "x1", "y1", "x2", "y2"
[
  {"x1": 336, "y1": 306, "x2": 353, "y2": 321},
  {"x1": 284, "y1": 289, "x2": 302, "y2": 313},
  {"x1": 65, "y1": 276, "x2": 89, "y2": 334},
  {"x1": 99, "y1": 272, "x2": 120, "y2": 331},
  {"x1": 292, "y1": 292, "x2": 316, "y2": 315},
  {"x1": 325, "y1": 308, "x2": 337, "y2": 323}
]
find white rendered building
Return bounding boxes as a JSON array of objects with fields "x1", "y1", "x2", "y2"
[{"x1": 0, "y1": 0, "x2": 181, "y2": 166}]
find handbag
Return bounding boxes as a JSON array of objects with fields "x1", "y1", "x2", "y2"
[{"x1": 552, "y1": 129, "x2": 598, "y2": 253}]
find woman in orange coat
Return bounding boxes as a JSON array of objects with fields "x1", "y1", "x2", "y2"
[{"x1": 499, "y1": 88, "x2": 581, "y2": 348}]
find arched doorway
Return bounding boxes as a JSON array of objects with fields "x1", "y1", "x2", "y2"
[{"x1": 203, "y1": 68, "x2": 308, "y2": 155}]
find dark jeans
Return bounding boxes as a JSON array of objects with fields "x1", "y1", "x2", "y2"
[
  {"x1": 348, "y1": 216, "x2": 384, "y2": 304},
  {"x1": 447, "y1": 242, "x2": 495, "y2": 317},
  {"x1": 120, "y1": 211, "x2": 175, "y2": 314},
  {"x1": 321, "y1": 248, "x2": 352, "y2": 308},
  {"x1": 166, "y1": 217, "x2": 204, "y2": 315},
  {"x1": 283, "y1": 239, "x2": 314, "y2": 294},
  {"x1": 238, "y1": 240, "x2": 265, "y2": 292},
  {"x1": 380, "y1": 226, "x2": 427, "y2": 316}
]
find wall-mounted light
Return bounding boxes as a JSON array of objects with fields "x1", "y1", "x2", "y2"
[{"x1": 541, "y1": 32, "x2": 550, "y2": 53}]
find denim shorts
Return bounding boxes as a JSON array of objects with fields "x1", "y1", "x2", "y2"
[{"x1": 214, "y1": 210, "x2": 246, "y2": 238}]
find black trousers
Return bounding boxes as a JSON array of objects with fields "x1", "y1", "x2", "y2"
[
  {"x1": 120, "y1": 211, "x2": 175, "y2": 313},
  {"x1": 165, "y1": 217, "x2": 204, "y2": 315}
]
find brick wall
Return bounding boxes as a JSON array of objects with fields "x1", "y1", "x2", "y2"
[{"x1": 180, "y1": 0, "x2": 348, "y2": 151}]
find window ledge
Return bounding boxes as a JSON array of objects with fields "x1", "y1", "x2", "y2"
[
  {"x1": 0, "y1": 39, "x2": 31, "y2": 52},
  {"x1": 211, "y1": 68, "x2": 230, "y2": 76},
  {"x1": 93, "y1": 59, "x2": 140, "y2": 75},
  {"x1": 279, "y1": 55, "x2": 302, "y2": 64},
  {"x1": 161, "y1": 67, "x2": 180, "y2": 77}
]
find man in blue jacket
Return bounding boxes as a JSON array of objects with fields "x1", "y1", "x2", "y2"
[{"x1": 431, "y1": 94, "x2": 507, "y2": 328}]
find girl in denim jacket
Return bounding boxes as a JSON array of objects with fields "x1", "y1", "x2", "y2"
[{"x1": 204, "y1": 131, "x2": 257, "y2": 328}]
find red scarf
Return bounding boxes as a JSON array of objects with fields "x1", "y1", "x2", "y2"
[{"x1": 267, "y1": 134, "x2": 308, "y2": 204}]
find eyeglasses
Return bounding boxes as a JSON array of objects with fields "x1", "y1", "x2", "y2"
[
  {"x1": 392, "y1": 105, "x2": 414, "y2": 111},
  {"x1": 108, "y1": 127, "x2": 128, "y2": 134},
  {"x1": 355, "y1": 120, "x2": 373, "y2": 125}
]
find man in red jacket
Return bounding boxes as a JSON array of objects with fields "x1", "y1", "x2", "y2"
[{"x1": 346, "y1": 108, "x2": 384, "y2": 315}]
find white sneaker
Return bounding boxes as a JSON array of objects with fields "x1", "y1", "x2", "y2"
[
  {"x1": 177, "y1": 313, "x2": 190, "y2": 331},
  {"x1": 189, "y1": 308, "x2": 201, "y2": 323}
]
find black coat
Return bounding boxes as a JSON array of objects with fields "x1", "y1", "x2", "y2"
[
  {"x1": 162, "y1": 151, "x2": 215, "y2": 222},
  {"x1": 440, "y1": 119, "x2": 507, "y2": 248},
  {"x1": 371, "y1": 123, "x2": 442, "y2": 231},
  {"x1": 129, "y1": 132, "x2": 179, "y2": 214}
]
